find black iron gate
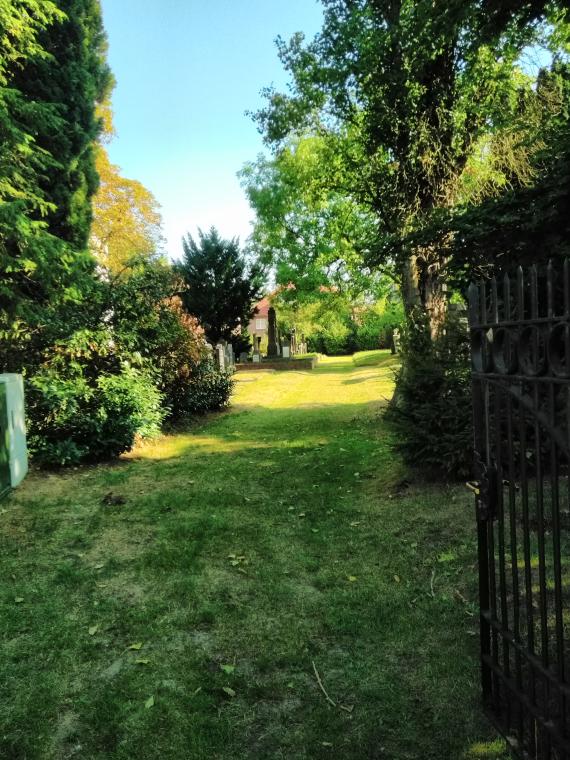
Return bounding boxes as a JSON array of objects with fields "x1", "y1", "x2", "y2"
[{"x1": 469, "y1": 262, "x2": 570, "y2": 758}]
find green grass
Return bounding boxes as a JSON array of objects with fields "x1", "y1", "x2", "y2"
[{"x1": 0, "y1": 351, "x2": 508, "y2": 759}]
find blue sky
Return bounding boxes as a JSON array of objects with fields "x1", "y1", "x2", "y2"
[{"x1": 100, "y1": 0, "x2": 323, "y2": 260}]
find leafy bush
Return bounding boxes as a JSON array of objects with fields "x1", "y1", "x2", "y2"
[
  {"x1": 387, "y1": 309, "x2": 472, "y2": 480},
  {"x1": 305, "y1": 300, "x2": 404, "y2": 355},
  {"x1": 178, "y1": 361, "x2": 235, "y2": 416},
  {"x1": 26, "y1": 331, "x2": 164, "y2": 467},
  {"x1": 355, "y1": 304, "x2": 404, "y2": 351},
  {"x1": 308, "y1": 316, "x2": 353, "y2": 355},
  {"x1": 106, "y1": 262, "x2": 207, "y2": 417}
]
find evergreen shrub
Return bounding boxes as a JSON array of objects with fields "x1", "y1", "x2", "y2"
[
  {"x1": 387, "y1": 310, "x2": 472, "y2": 479},
  {"x1": 26, "y1": 331, "x2": 164, "y2": 467},
  {"x1": 181, "y1": 362, "x2": 235, "y2": 415}
]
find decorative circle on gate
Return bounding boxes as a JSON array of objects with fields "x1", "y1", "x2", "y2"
[
  {"x1": 472, "y1": 329, "x2": 493, "y2": 373},
  {"x1": 548, "y1": 322, "x2": 570, "y2": 378},
  {"x1": 518, "y1": 325, "x2": 547, "y2": 376},
  {"x1": 491, "y1": 327, "x2": 518, "y2": 375}
]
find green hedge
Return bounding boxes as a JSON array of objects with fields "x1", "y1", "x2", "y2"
[{"x1": 387, "y1": 311, "x2": 472, "y2": 480}]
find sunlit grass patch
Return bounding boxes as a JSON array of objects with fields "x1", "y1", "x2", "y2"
[{"x1": 0, "y1": 352, "x2": 507, "y2": 759}]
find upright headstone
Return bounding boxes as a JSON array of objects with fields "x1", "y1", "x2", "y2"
[
  {"x1": 281, "y1": 336, "x2": 291, "y2": 359},
  {"x1": 204, "y1": 342, "x2": 214, "y2": 365},
  {"x1": 215, "y1": 343, "x2": 226, "y2": 370},
  {"x1": 267, "y1": 307, "x2": 279, "y2": 358},
  {"x1": 253, "y1": 336, "x2": 262, "y2": 363},
  {"x1": 223, "y1": 342, "x2": 232, "y2": 369},
  {"x1": 290, "y1": 328, "x2": 297, "y2": 355},
  {"x1": 239, "y1": 351, "x2": 250, "y2": 364}
]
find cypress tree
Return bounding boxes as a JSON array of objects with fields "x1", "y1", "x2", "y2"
[
  {"x1": 0, "y1": 0, "x2": 112, "y2": 371},
  {"x1": 12, "y1": 0, "x2": 113, "y2": 248}
]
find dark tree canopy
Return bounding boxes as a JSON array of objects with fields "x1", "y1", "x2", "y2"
[
  {"x1": 0, "y1": 0, "x2": 111, "y2": 370},
  {"x1": 176, "y1": 227, "x2": 265, "y2": 345}
]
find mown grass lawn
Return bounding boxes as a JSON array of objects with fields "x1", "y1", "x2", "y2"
[{"x1": 1, "y1": 352, "x2": 508, "y2": 759}]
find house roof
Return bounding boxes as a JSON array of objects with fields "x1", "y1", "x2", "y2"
[
  {"x1": 252, "y1": 284, "x2": 296, "y2": 319},
  {"x1": 253, "y1": 297, "x2": 271, "y2": 319}
]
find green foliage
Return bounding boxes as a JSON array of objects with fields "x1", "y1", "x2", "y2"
[
  {"x1": 240, "y1": 134, "x2": 380, "y2": 303},
  {"x1": 391, "y1": 62, "x2": 570, "y2": 291},
  {"x1": 26, "y1": 331, "x2": 164, "y2": 467},
  {"x1": 11, "y1": 0, "x2": 112, "y2": 249},
  {"x1": 387, "y1": 311, "x2": 472, "y2": 480},
  {"x1": 180, "y1": 362, "x2": 235, "y2": 416},
  {"x1": 354, "y1": 302, "x2": 405, "y2": 351},
  {"x1": 277, "y1": 291, "x2": 404, "y2": 356},
  {"x1": 1, "y1": 0, "x2": 111, "y2": 373},
  {"x1": 253, "y1": 0, "x2": 569, "y2": 324},
  {"x1": 0, "y1": 4, "x2": 238, "y2": 466},
  {"x1": 105, "y1": 257, "x2": 238, "y2": 422},
  {"x1": 176, "y1": 227, "x2": 265, "y2": 345}
]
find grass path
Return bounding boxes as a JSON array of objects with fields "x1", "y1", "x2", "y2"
[{"x1": 0, "y1": 352, "x2": 507, "y2": 759}]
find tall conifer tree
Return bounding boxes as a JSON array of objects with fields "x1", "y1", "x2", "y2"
[{"x1": 1, "y1": 0, "x2": 112, "y2": 371}]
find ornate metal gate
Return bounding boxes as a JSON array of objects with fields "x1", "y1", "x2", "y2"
[{"x1": 469, "y1": 262, "x2": 570, "y2": 759}]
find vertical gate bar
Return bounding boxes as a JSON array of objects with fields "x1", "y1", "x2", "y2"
[
  {"x1": 548, "y1": 260, "x2": 566, "y2": 744},
  {"x1": 482, "y1": 281, "x2": 488, "y2": 325},
  {"x1": 491, "y1": 276, "x2": 499, "y2": 324},
  {"x1": 532, "y1": 265, "x2": 552, "y2": 756},
  {"x1": 468, "y1": 282, "x2": 481, "y2": 328},
  {"x1": 492, "y1": 275, "x2": 511, "y2": 729},
  {"x1": 505, "y1": 272, "x2": 524, "y2": 742},
  {"x1": 470, "y1": 282, "x2": 493, "y2": 704},
  {"x1": 518, "y1": 266, "x2": 537, "y2": 747},
  {"x1": 549, "y1": 374, "x2": 566, "y2": 737},
  {"x1": 487, "y1": 382, "x2": 501, "y2": 711},
  {"x1": 495, "y1": 384, "x2": 512, "y2": 732},
  {"x1": 547, "y1": 259, "x2": 555, "y2": 319}
]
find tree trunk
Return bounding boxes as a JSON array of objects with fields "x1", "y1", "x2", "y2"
[
  {"x1": 400, "y1": 252, "x2": 447, "y2": 335},
  {"x1": 420, "y1": 258, "x2": 447, "y2": 340}
]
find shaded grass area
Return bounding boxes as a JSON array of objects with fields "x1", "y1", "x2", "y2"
[{"x1": 0, "y1": 352, "x2": 508, "y2": 759}]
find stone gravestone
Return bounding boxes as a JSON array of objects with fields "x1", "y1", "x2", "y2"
[
  {"x1": 290, "y1": 328, "x2": 297, "y2": 356},
  {"x1": 239, "y1": 351, "x2": 250, "y2": 364},
  {"x1": 267, "y1": 307, "x2": 279, "y2": 358},
  {"x1": 392, "y1": 329, "x2": 401, "y2": 354},
  {"x1": 224, "y1": 342, "x2": 234, "y2": 370},
  {"x1": 215, "y1": 343, "x2": 225, "y2": 370},
  {"x1": 252, "y1": 336, "x2": 262, "y2": 363},
  {"x1": 281, "y1": 336, "x2": 291, "y2": 359},
  {"x1": 204, "y1": 342, "x2": 214, "y2": 365}
]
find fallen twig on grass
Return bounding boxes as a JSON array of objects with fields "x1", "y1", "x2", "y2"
[
  {"x1": 430, "y1": 569, "x2": 436, "y2": 597},
  {"x1": 312, "y1": 660, "x2": 337, "y2": 708}
]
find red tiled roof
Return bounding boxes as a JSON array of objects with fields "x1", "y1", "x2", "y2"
[
  {"x1": 252, "y1": 284, "x2": 296, "y2": 318},
  {"x1": 253, "y1": 297, "x2": 271, "y2": 318}
]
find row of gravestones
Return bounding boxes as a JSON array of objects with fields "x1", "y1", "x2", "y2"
[
  {"x1": 239, "y1": 335, "x2": 309, "y2": 364},
  {"x1": 205, "y1": 341, "x2": 235, "y2": 371}
]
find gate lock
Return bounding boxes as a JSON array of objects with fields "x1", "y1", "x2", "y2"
[{"x1": 466, "y1": 458, "x2": 498, "y2": 522}]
